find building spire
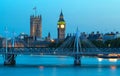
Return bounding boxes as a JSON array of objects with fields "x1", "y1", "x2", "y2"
[
  {"x1": 59, "y1": 10, "x2": 64, "y2": 22},
  {"x1": 60, "y1": 9, "x2": 63, "y2": 17}
]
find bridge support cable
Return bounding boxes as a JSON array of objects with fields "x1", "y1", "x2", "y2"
[
  {"x1": 82, "y1": 38, "x2": 101, "y2": 54},
  {"x1": 79, "y1": 38, "x2": 82, "y2": 54},
  {"x1": 55, "y1": 36, "x2": 75, "y2": 55},
  {"x1": 57, "y1": 36, "x2": 74, "y2": 49}
]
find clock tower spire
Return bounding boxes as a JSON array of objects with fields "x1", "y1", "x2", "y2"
[{"x1": 57, "y1": 10, "x2": 66, "y2": 40}]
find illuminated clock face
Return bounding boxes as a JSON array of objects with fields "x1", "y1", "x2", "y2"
[{"x1": 61, "y1": 24, "x2": 64, "y2": 28}]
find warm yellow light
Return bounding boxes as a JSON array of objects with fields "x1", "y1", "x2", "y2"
[
  {"x1": 61, "y1": 24, "x2": 64, "y2": 28},
  {"x1": 51, "y1": 39, "x2": 54, "y2": 43},
  {"x1": 108, "y1": 54, "x2": 118, "y2": 56}
]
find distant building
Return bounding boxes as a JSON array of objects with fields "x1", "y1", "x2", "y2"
[
  {"x1": 115, "y1": 32, "x2": 120, "y2": 39},
  {"x1": 57, "y1": 11, "x2": 66, "y2": 40},
  {"x1": 45, "y1": 32, "x2": 51, "y2": 41},
  {"x1": 103, "y1": 32, "x2": 116, "y2": 41},
  {"x1": 30, "y1": 15, "x2": 42, "y2": 40},
  {"x1": 87, "y1": 31, "x2": 102, "y2": 41},
  {"x1": 0, "y1": 37, "x2": 4, "y2": 47},
  {"x1": 80, "y1": 32, "x2": 88, "y2": 40},
  {"x1": 2, "y1": 39, "x2": 25, "y2": 48},
  {"x1": 18, "y1": 33, "x2": 28, "y2": 40}
]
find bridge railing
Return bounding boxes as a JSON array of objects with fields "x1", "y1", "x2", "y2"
[{"x1": 0, "y1": 48, "x2": 120, "y2": 56}]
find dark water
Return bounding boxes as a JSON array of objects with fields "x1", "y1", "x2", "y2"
[{"x1": 0, "y1": 55, "x2": 120, "y2": 76}]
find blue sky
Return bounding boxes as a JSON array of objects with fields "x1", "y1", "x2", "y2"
[{"x1": 1, "y1": 0, "x2": 120, "y2": 38}]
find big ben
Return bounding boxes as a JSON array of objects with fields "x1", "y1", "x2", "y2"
[{"x1": 57, "y1": 11, "x2": 66, "y2": 40}]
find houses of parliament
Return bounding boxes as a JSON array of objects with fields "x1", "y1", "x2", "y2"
[
  {"x1": 20, "y1": 10, "x2": 67, "y2": 47},
  {"x1": 30, "y1": 11, "x2": 66, "y2": 40}
]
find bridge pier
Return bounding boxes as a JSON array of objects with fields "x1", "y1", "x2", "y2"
[
  {"x1": 4, "y1": 54, "x2": 16, "y2": 65},
  {"x1": 4, "y1": 48, "x2": 16, "y2": 65},
  {"x1": 74, "y1": 56, "x2": 81, "y2": 65}
]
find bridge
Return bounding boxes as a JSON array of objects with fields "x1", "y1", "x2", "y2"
[
  {"x1": 2, "y1": 28, "x2": 120, "y2": 65},
  {"x1": 1, "y1": 47, "x2": 120, "y2": 56}
]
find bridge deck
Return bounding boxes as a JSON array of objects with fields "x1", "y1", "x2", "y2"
[{"x1": 0, "y1": 48, "x2": 120, "y2": 58}]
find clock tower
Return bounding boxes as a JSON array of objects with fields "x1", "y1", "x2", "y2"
[{"x1": 57, "y1": 11, "x2": 66, "y2": 40}]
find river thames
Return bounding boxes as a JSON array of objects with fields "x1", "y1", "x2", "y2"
[{"x1": 0, "y1": 55, "x2": 120, "y2": 76}]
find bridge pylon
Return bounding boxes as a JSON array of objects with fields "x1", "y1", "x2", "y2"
[{"x1": 74, "y1": 27, "x2": 81, "y2": 65}]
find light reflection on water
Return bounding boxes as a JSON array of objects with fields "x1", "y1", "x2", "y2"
[
  {"x1": 111, "y1": 65, "x2": 116, "y2": 70},
  {"x1": 98, "y1": 58, "x2": 103, "y2": 62},
  {"x1": 109, "y1": 59, "x2": 118, "y2": 62},
  {"x1": 0, "y1": 56, "x2": 120, "y2": 76},
  {"x1": 98, "y1": 58, "x2": 118, "y2": 62}
]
